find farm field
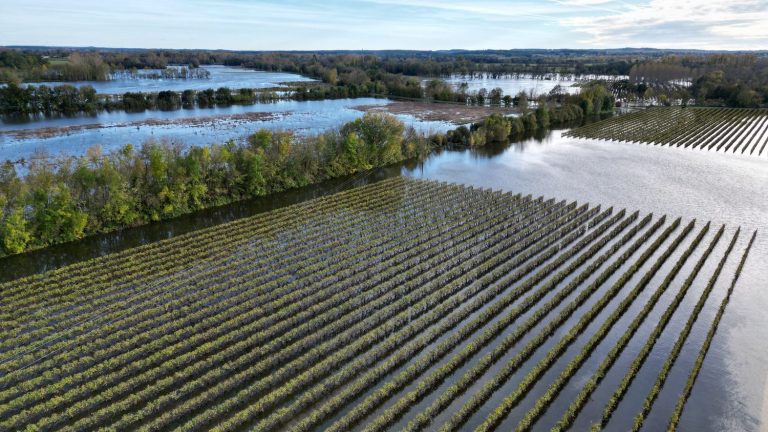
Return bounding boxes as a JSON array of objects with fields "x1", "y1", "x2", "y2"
[
  {"x1": 566, "y1": 107, "x2": 768, "y2": 156},
  {"x1": 0, "y1": 177, "x2": 756, "y2": 431}
]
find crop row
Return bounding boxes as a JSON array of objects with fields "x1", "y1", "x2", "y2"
[
  {"x1": 472, "y1": 218, "x2": 693, "y2": 432},
  {"x1": 630, "y1": 228, "x2": 741, "y2": 431},
  {"x1": 2, "y1": 186, "x2": 545, "y2": 428},
  {"x1": 0, "y1": 179, "x2": 445, "y2": 356},
  {"x1": 292, "y1": 210, "x2": 633, "y2": 432},
  {"x1": 432, "y1": 215, "x2": 676, "y2": 431},
  {"x1": 0, "y1": 183, "x2": 514, "y2": 416},
  {"x1": 666, "y1": 231, "x2": 757, "y2": 431},
  {"x1": 148, "y1": 204, "x2": 600, "y2": 432},
  {"x1": 359, "y1": 211, "x2": 644, "y2": 432},
  {"x1": 567, "y1": 107, "x2": 768, "y2": 156},
  {"x1": 552, "y1": 223, "x2": 723, "y2": 431},
  {"x1": 2, "y1": 178, "x2": 757, "y2": 431},
  {"x1": 0, "y1": 177, "x2": 407, "y2": 305},
  {"x1": 596, "y1": 224, "x2": 723, "y2": 428},
  {"x1": 19, "y1": 192, "x2": 583, "y2": 430},
  {"x1": 0, "y1": 179, "x2": 463, "y2": 372}
]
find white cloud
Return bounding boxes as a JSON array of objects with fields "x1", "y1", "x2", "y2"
[{"x1": 560, "y1": 0, "x2": 768, "y2": 49}]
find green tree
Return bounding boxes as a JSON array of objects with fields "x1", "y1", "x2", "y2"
[
  {"x1": 514, "y1": 91, "x2": 528, "y2": 111},
  {"x1": 535, "y1": 103, "x2": 550, "y2": 129},
  {"x1": 30, "y1": 183, "x2": 88, "y2": 245},
  {"x1": 0, "y1": 207, "x2": 30, "y2": 255}
]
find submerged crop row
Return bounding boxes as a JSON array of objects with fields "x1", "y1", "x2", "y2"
[
  {"x1": 566, "y1": 107, "x2": 768, "y2": 156},
  {"x1": 0, "y1": 177, "x2": 756, "y2": 431}
]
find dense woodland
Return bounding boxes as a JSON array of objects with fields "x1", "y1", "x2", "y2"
[
  {"x1": 0, "y1": 103, "x2": 580, "y2": 257},
  {"x1": 2, "y1": 48, "x2": 767, "y2": 113}
]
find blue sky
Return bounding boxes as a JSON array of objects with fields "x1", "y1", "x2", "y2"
[{"x1": 0, "y1": 0, "x2": 766, "y2": 50}]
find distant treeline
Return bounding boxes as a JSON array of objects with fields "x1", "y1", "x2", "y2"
[
  {"x1": 0, "y1": 78, "x2": 615, "y2": 118},
  {"x1": 2, "y1": 48, "x2": 767, "y2": 107},
  {"x1": 1, "y1": 47, "x2": 657, "y2": 82},
  {"x1": 0, "y1": 84, "x2": 294, "y2": 117},
  {"x1": 608, "y1": 55, "x2": 768, "y2": 107},
  {"x1": 0, "y1": 50, "x2": 205, "y2": 83},
  {"x1": 0, "y1": 105, "x2": 587, "y2": 257}
]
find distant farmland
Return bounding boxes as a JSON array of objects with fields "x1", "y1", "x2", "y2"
[
  {"x1": 567, "y1": 107, "x2": 768, "y2": 156},
  {"x1": 0, "y1": 178, "x2": 756, "y2": 431}
]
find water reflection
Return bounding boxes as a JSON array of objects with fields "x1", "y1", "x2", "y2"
[
  {"x1": 22, "y1": 65, "x2": 315, "y2": 94},
  {"x1": 402, "y1": 130, "x2": 768, "y2": 432},
  {"x1": 424, "y1": 74, "x2": 625, "y2": 98},
  {"x1": 1, "y1": 128, "x2": 764, "y2": 431},
  {"x1": 0, "y1": 165, "x2": 402, "y2": 282},
  {"x1": 0, "y1": 98, "x2": 455, "y2": 163}
]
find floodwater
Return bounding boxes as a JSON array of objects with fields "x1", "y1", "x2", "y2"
[
  {"x1": 1, "y1": 71, "x2": 631, "y2": 162},
  {"x1": 425, "y1": 74, "x2": 625, "y2": 98},
  {"x1": 0, "y1": 98, "x2": 454, "y2": 162},
  {"x1": 0, "y1": 130, "x2": 765, "y2": 431},
  {"x1": 23, "y1": 65, "x2": 315, "y2": 94},
  {"x1": 403, "y1": 132, "x2": 768, "y2": 432}
]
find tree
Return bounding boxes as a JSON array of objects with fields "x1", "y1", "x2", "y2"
[
  {"x1": 30, "y1": 183, "x2": 88, "y2": 245},
  {"x1": 480, "y1": 114, "x2": 511, "y2": 143},
  {"x1": 489, "y1": 87, "x2": 503, "y2": 106},
  {"x1": 536, "y1": 103, "x2": 550, "y2": 129},
  {"x1": 341, "y1": 113, "x2": 405, "y2": 165},
  {"x1": 514, "y1": 91, "x2": 528, "y2": 111},
  {"x1": 0, "y1": 207, "x2": 30, "y2": 254}
]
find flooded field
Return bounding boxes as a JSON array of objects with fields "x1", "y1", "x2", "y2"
[
  {"x1": 23, "y1": 65, "x2": 315, "y2": 94},
  {"x1": 0, "y1": 127, "x2": 764, "y2": 431},
  {"x1": 404, "y1": 131, "x2": 768, "y2": 432},
  {"x1": 426, "y1": 74, "x2": 624, "y2": 98},
  {"x1": 0, "y1": 98, "x2": 454, "y2": 162}
]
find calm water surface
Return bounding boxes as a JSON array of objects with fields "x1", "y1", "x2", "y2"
[
  {"x1": 426, "y1": 74, "x2": 625, "y2": 98},
  {"x1": 24, "y1": 65, "x2": 315, "y2": 94},
  {"x1": 0, "y1": 98, "x2": 454, "y2": 162},
  {"x1": 403, "y1": 132, "x2": 768, "y2": 432}
]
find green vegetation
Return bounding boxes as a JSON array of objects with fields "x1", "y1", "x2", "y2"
[
  {"x1": 666, "y1": 230, "x2": 757, "y2": 431},
  {"x1": 567, "y1": 107, "x2": 768, "y2": 156},
  {"x1": 472, "y1": 217, "x2": 693, "y2": 432},
  {"x1": 445, "y1": 104, "x2": 585, "y2": 147},
  {"x1": 0, "y1": 103, "x2": 590, "y2": 258},
  {"x1": 1, "y1": 47, "x2": 621, "y2": 118},
  {"x1": 630, "y1": 228, "x2": 740, "y2": 431},
  {"x1": 0, "y1": 179, "x2": 754, "y2": 430},
  {"x1": 0, "y1": 83, "x2": 299, "y2": 117},
  {"x1": 553, "y1": 223, "x2": 724, "y2": 431},
  {"x1": 0, "y1": 47, "x2": 645, "y2": 85},
  {"x1": 0, "y1": 113, "x2": 428, "y2": 257}
]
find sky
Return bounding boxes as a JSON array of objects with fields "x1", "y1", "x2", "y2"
[{"x1": 0, "y1": 0, "x2": 766, "y2": 51}]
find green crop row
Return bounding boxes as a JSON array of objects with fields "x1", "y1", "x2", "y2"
[
  {"x1": 548, "y1": 223, "x2": 721, "y2": 432},
  {"x1": 5, "y1": 187, "x2": 545, "y2": 430},
  {"x1": 566, "y1": 107, "x2": 768, "y2": 156},
  {"x1": 312, "y1": 210, "x2": 630, "y2": 432},
  {"x1": 631, "y1": 228, "x2": 741, "y2": 431},
  {"x1": 0, "y1": 182, "x2": 513, "y2": 421},
  {"x1": 473, "y1": 218, "x2": 692, "y2": 432},
  {"x1": 667, "y1": 230, "x2": 757, "y2": 431},
  {"x1": 159, "y1": 204, "x2": 598, "y2": 432}
]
